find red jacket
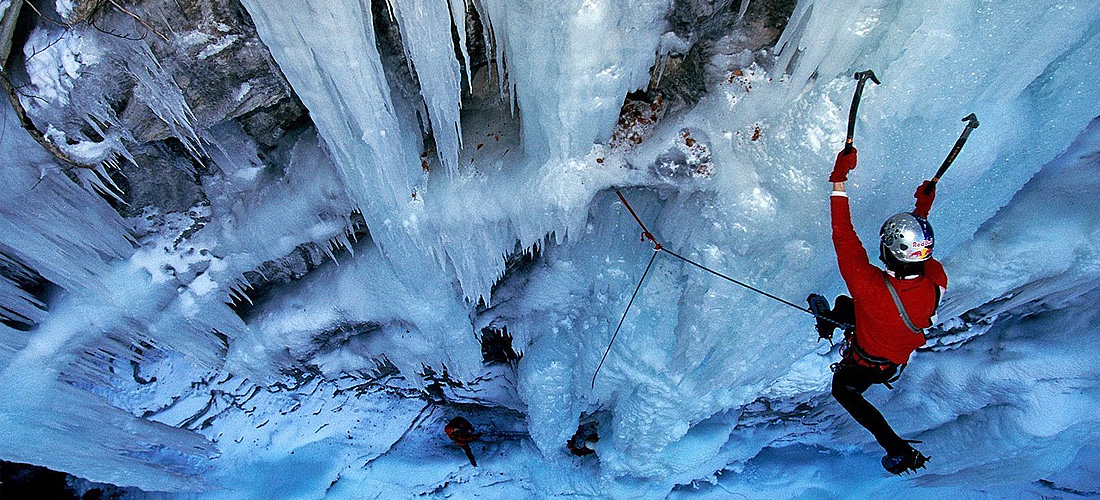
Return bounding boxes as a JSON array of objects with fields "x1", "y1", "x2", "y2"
[{"x1": 831, "y1": 194, "x2": 947, "y2": 364}]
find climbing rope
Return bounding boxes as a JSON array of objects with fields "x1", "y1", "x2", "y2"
[
  {"x1": 659, "y1": 246, "x2": 814, "y2": 315},
  {"x1": 590, "y1": 190, "x2": 853, "y2": 388},
  {"x1": 590, "y1": 249, "x2": 658, "y2": 389}
]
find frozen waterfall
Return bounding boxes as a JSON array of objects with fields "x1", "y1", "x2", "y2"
[{"x1": 1, "y1": 0, "x2": 1099, "y2": 497}]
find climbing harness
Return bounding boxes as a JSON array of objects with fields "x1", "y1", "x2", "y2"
[
  {"x1": 832, "y1": 340, "x2": 906, "y2": 389},
  {"x1": 590, "y1": 190, "x2": 854, "y2": 388}
]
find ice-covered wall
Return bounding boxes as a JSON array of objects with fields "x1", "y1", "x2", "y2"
[
  {"x1": 240, "y1": 0, "x2": 673, "y2": 303},
  {"x1": 0, "y1": 100, "x2": 217, "y2": 490},
  {"x1": 1, "y1": 0, "x2": 1100, "y2": 496},
  {"x1": 231, "y1": 0, "x2": 1100, "y2": 491}
]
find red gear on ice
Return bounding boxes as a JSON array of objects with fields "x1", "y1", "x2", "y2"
[
  {"x1": 445, "y1": 416, "x2": 480, "y2": 467},
  {"x1": 830, "y1": 195, "x2": 947, "y2": 365},
  {"x1": 445, "y1": 417, "x2": 479, "y2": 446}
]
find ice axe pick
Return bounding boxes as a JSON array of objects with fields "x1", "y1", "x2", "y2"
[
  {"x1": 925, "y1": 113, "x2": 980, "y2": 194},
  {"x1": 845, "y1": 70, "x2": 881, "y2": 152}
]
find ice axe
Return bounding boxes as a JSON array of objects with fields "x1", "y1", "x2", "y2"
[
  {"x1": 844, "y1": 70, "x2": 881, "y2": 152},
  {"x1": 924, "y1": 113, "x2": 980, "y2": 194}
]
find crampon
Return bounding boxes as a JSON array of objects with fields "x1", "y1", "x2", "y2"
[
  {"x1": 882, "y1": 448, "x2": 930, "y2": 475},
  {"x1": 806, "y1": 293, "x2": 835, "y2": 341}
]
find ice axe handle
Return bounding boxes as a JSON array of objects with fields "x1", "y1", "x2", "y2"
[
  {"x1": 845, "y1": 70, "x2": 881, "y2": 149},
  {"x1": 925, "y1": 113, "x2": 980, "y2": 194}
]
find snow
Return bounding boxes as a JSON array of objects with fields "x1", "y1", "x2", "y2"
[
  {"x1": 23, "y1": 28, "x2": 100, "y2": 107},
  {"x1": 54, "y1": 0, "x2": 74, "y2": 19},
  {"x1": 197, "y1": 34, "x2": 242, "y2": 60},
  {"x1": 2, "y1": 0, "x2": 1100, "y2": 498}
]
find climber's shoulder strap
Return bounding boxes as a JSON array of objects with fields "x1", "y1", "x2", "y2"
[{"x1": 883, "y1": 272, "x2": 922, "y2": 334}]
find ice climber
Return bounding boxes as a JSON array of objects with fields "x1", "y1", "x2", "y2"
[
  {"x1": 445, "y1": 416, "x2": 480, "y2": 467},
  {"x1": 807, "y1": 146, "x2": 946, "y2": 475}
]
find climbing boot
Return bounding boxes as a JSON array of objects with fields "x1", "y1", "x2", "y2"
[
  {"x1": 882, "y1": 447, "x2": 930, "y2": 475},
  {"x1": 807, "y1": 294, "x2": 836, "y2": 341}
]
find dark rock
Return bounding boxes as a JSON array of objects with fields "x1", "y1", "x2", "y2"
[
  {"x1": 236, "y1": 94, "x2": 308, "y2": 150},
  {"x1": 115, "y1": 0, "x2": 294, "y2": 143},
  {"x1": 0, "y1": 460, "x2": 80, "y2": 499},
  {"x1": 480, "y1": 326, "x2": 521, "y2": 365},
  {"x1": 655, "y1": 0, "x2": 796, "y2": 110},
  {"x1": 668, "y1": 0, "x2": 796, "y2": 45},
  {"x1": 60, "y1": 0, "x2": 108, "y2": 24},
  {"x1": 461, "y1": 3, "x2": 489, "y2": 90},
  {"x1": 113, "y1": 140, "x2": 208, "y2": 219},
  {"x1": 369, "y1": 0, "x2": 428, "y2": 137}
]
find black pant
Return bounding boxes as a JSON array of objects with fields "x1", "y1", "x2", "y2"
[{"x1": 827, "y1": 295, "x2": 909, "y2": 455}]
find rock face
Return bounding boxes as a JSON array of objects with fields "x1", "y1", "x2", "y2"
[
  {"x1": 13, "y1": 0, "x2": 295, "y2": 149},
  {"x1": 114, "y1": 0, "x2": 295, "y2": 144},
  {"x1": 9, "y1": 0, "x2": 306, "y2": 214},
  {"x1": 656, "y1": 0, "x2": 795, "y2": 112},
  {"x1": 57, "y1": 0, "x2": 108, "y2": 24},
  {"x1": 8, "y1": 0, "x2": 797, "y2": 222}
]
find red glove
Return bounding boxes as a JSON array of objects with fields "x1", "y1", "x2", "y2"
[
  {"x1": 830, "y1": 147, "x2": 857, "y2": 183},
  {"x1": 914, "y1": 180, "x2": 935, "y2": 217}
]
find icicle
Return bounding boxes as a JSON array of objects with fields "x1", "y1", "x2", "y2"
[
  {"x1": 95, "y1": 162, "x2": 126, "y2": 196},
  {"x1": 227, "y1": 281, "x2": 250, "y2": 305},
  {"x1": 103, "y1": 155, "x2": 120, "y2": 172},
  {"x1": 737, "y1": 0, "x2": 750, "y2": 21},
  {"x1": 238, "y1": 286, "x2": 253, "y2": 305},
  {"x1": 227, "y1": 286, "x2": 242, "y2": 304},
  {"x1": 321, "y1": 242, "x2": 337, "y2": 265},
  {"x1": 387, "y1": 0, "x2": 465, "y2": 173},
  {"x1": 339, "y1": 232, "x2": 355, "y2": 257},
  {"x1": 76, "y1": 168, "x2": 126, "y2": 204},
  {"x1": 654, "y1": 49, "x2": 669, "y2": 87},
  {"x1": 127, "y1": 45, "x2": 206, "y2": 159},
  {"x1": 471, "y1": 0, "x2": 508, "y2": 102},
  {"x1": 448, "y1": 0, "x2": 473, "y2": 89},
  {"x1": 129, "y1": 344, "x2": 147, "y2": 363},
  {"x1": 773, "y1": 0, "x2": 812, "y2": 71}
]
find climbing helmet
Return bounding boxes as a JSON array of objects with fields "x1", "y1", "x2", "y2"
[{"x1": 879, "y1": 212, "x2": 934, "y2": 263}]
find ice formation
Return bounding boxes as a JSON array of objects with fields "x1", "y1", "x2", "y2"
[{"x1": 1, "y1": 0, "x2": 1099, "y2": 497}]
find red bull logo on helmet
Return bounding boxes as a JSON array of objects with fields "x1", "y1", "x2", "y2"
[{"x1": 908, "y1": 245, "x2": 932, "y2": 260}]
